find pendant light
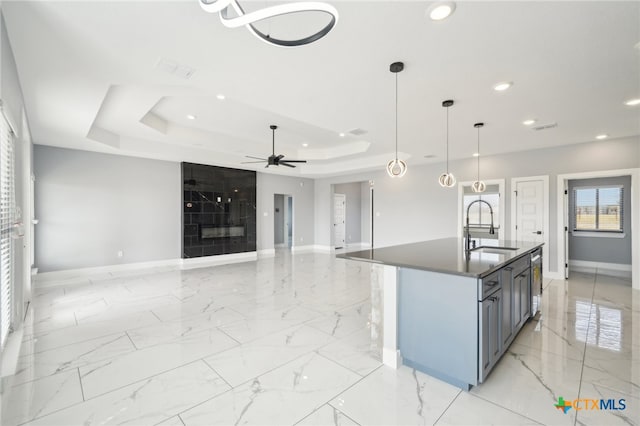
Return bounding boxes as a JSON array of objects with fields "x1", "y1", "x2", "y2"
[
  {"x1": 471, "y1": 122, "x2": 486, "y2": 193},
  {"x1": 386, "y1": 62, "x2": 407, "y2": 178},
  {"x1": 438, "y1": 100, "x2": 456, "y2": 187}
]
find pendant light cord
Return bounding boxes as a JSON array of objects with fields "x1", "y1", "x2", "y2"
[
  {"x1": 272, "y1": 128, "x2": 275, "y2": 155},
  {"x1": 395, "y1": 72, "x2": 398, "y2": 161},
  {"x1": 477, "y1": 126, "x2": 480, "y2": 181},
  {"x1": 446, "y1": 106, "x2": 449, "y2": 173}
]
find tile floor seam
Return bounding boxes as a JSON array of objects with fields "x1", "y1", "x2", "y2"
[
  {"x1": 77, "y1": 367, "x2": 86, "y2": 402},
  {"x1": 200, "y1": 358, "x2": 234, "y2": 390},
  {"x1": 573, "y1": 271, "x2": 598, "y2": 426},
  {"x1": 461, "y1": 392, "x2": 547, "y2": 425},
  {"x1": 124, "y1": 330, "x2": 139, "y2": 350},
  {"x1": 432, "y1": 389, "x2": 462, "y2": 425},
  {"x1": 313, "y1": 350, "x2": 379, "y2": 379},
  {"x1": 19, "y1": 330, "x2": 127, "y2": 356},
  {"x1": 78, "y1": 358, "x2": 209, "y2": 401}
]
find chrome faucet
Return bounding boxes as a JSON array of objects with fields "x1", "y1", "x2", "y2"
[{"x1": 465, "y1": 199, "x2": 495, "y2": 253}]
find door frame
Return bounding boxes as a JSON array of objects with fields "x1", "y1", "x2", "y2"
[
  {"x1": 283, "y1": 195, "x2": 293, "y2": 249},
  {"x1": 510, "y1": 175, "x2": 550, "y2": 280},
  {"x1": 333, "y1": 192, "x2": 346, "y2": 249},
  {"x1": 556, "y1": 168, "x2": 639, "y2": 290},
  {"x1": 457, "y1": 179, "x2": 506, "y2": 239}
]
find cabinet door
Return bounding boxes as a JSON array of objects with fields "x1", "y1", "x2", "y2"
[
  {"x1": 520, "y1": 269, "x2": 531, "y2": 322},
  {"x1": 480, "y1": 290, "x2": 502, "y2": 382},
  {"x1": 501, "y1": 268, "x2": 513, "y2": 347},
  {"x1": 512, "y1": 273, "x2": 521, "y2": 330}
]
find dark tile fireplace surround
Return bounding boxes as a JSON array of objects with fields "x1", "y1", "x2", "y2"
[{"x1": 182, "y1": 162, "x2": 257, "y2": 258}]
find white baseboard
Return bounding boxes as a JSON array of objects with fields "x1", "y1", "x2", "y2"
[
  {"x1": 34, "y1": 252, "x2": 259, "y2": 288},
  {"x1": 258, "y1": 249, "x2": 276, "y2": 257},
  {"x1": 545, "y1": 271, "x2": 565, "y2": 280},
  {"x1": 180, "y1": 251, "x2": 257, "y2": 269},
  {"x1": 274, "y1": 243, "x2": 286, "y2": 248},
  {"x1": 569, "y1": 260, "x2": 632, "y2": 279},
  {"x1": 346, "y1": 242, "x2": 371, "y2": 250},
  {"x1": 291, "y1": 245, "x2": 315, "y2": 254},
  {"x1": 34, "y1": 258, "x2": 181, "y2": 287}
]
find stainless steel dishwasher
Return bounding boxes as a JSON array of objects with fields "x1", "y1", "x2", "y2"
[{"x1": 530, "y1": 248, "x2": 543, "y2": 316}]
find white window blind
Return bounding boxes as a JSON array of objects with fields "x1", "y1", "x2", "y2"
[
  {"x1": 573, "y1": 186, "x2": 623, "y2": 232},
  {"x1": 0, "y1": 113, "x2": 15, "y2": 348}
]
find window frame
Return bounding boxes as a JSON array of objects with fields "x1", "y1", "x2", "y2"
[{"x1": 572, "y1": 185, "x2": 624, "y2": 235}]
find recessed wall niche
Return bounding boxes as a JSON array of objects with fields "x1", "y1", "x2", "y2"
[{"x1": 182, "y1": 162, "x2": 257, "y2": 258}]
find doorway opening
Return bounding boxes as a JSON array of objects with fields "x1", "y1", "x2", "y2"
[
  {"x1": 274, "y1": 194, "x2": 293, "y2": 250},
  {"x1": 331, "y1": 181, "x2": 374, "y2": 251},
  {"x1": 557, "y1": 168, "x2": 639, "y2": 290}
]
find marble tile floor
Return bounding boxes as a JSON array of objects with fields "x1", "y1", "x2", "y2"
[{"x1": 0, "y1": 251, "x2": 638, "y2": 426}]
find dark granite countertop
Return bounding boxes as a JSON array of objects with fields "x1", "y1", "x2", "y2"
[{"x1": 337, "y1": 238, "x2": 543, "y2": 278}]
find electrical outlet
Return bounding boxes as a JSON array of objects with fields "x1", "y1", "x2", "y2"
[{"x1": 117, "y1": 250, "x2": 124, "y2": 258}]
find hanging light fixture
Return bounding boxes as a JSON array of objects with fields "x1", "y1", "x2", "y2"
[
  {"x1": 438, "y1": 100, "x2": 456, "y2": 187},
  {"x1": 199, "y1": 0, "x2": 338, "y2": 48},
  {"x1": 471, "y1": 122, "x2": 486, "y2": 193},
  {"x1": 386, "y1": 61, "x2": 407, "y2": 178}
]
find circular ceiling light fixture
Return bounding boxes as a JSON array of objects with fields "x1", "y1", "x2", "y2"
[
  {"x1": 427, "y1": 1, "x2": 456, "y2": 21},
  {"x1": 216, "y1": 94, "x2": 226, "y2": 100},
  {"x1": 339, "y1": 132, "x2": 346, "y2": 137},
  {"x1": 386, "y1": 62, "x2": 407, "y2": 178},
  {"x1": 471, "y1": 123, "x2": 486, "y2": 193},
  {"x1": 472, "y1": 152, "x2": 480, "y2": 157},
  {"x1": 596, "y1": 134, "x2": 608, "y2": 140},
  {"x1": 302, "y1": 143, "x2": 309, "y2": 147},
  {"x1": 522, "y1": 119, "x2": 536, "y2": 126},
  {"x1": 186, "y1": 114, "x2": 197, "y2": 120},
  {"x1": 493, "y1": 82, "x2": 513, "y2": 92},
  {"x1": 438, "y1": 100, "x2": 456, "y2": 187},
  {"x1": 624, "y1": 98, "x2": 640, "y2": 106},
  {"x1": 199, "y1": 0, "x2": 338, "y2": 48}
]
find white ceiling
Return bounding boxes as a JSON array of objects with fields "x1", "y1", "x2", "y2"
[{"x1": 3, "y1": 0, "x2": 640, "y2": 177}]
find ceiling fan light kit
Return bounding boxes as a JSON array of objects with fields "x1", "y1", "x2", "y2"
[
  {"x1": 438, "y1": 99, "x2": 456, "y2": 187},
  {"x1": 241, "y1": 125, "x2": 308, "y2": 168},
  {"x1": 387, "y1": 61, "x2": 407, "y2": 178},
  {"x1": 198, "y1": 0, "x2": 338, "y2": 47}
]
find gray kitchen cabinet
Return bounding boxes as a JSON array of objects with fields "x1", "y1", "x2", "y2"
[
  {"x1": 479, "y1": 288, "x2": 502, "y2": 382},
  {"x1": 518, "y1": 267, "x2": 531, "y2": 324},
  {"x1": 501, "y1": 267, "x2": 514, "y2": 347}
]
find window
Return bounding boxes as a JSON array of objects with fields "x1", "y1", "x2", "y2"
[
  {"x1": 462, "y1": 184, "x2": 500, "y2": 238},
  {"x1": 0, "y1": 113, "x2": 15, "y2": 348},
  {"x1": 573, "y1": 186, "x2": 623, "y2": 232}
]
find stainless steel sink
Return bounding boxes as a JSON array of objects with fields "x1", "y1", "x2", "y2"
[{"x1": 471, "y1": 246, "x2": 519, "y2": 254}]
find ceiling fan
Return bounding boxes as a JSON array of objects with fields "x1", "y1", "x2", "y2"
[{"x1": 242, "y1": 125, "x2": 308, "y2": 168}]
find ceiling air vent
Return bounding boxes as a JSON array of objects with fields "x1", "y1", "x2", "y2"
[
  {"x1": 532, "y1": 122, "x2": 558, "y2": 131},
  {"x1": 348, "y1": 128, "x2": 368, "y2": 136},
  {"x1": 155, "y1": 57, "x2": 195, "y2": 80}
]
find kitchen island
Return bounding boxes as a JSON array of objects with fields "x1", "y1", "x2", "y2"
[{"x1": 338, "y1": 237, "x2": 543, "y2": 390}]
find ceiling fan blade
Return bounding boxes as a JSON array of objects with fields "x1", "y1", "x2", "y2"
[
  {"x1": 280, "y1": 160, "x2": 307, "y2": 163},
  {"x1": 246, "y1": 156, "x2": 266, "y2": 160},
  {"x1": 265, "y1": 164, "x2": 270, "y2": 168},
  {"x1": 278, "y1": 162, "x2": 296, "y2": 168},
  {"x1": 276, "y1": 154, "x2": 285, "y2": 160},
  {"x1": 241, "y1": 161, "x2": 266, "y2": 164}
]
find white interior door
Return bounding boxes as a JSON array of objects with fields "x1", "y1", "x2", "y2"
[
  {"x1": 333, "y1": 193, "x2": 346, "y2": 249},
  {"x1": 515, "y1": 180, "x2": 544, "y2": 243}
]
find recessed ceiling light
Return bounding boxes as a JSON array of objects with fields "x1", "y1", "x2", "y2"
[
  {"x1": 216, "y1": 94, "x2": 226, "y2": 100},
  {"x1": 522, "y1": 119, "x2": 536, "y2": 126},
  {"x1": 493, "y1": 82, "x2": 513, "y2": 92},
  {"x1": 624, "y1": 98, "x2": 640, "y2": 106},
  {"x1": 339, "y1": 133, "x2": 345, "y2": 137},
  {"x1": 596, "y1": 134, "x2": 608, "y2": 140},
  {"x1": 472, "y1": 152, "x2": 480, "y2": 157},
  {"x1": 302, "y1": 143, "x2": 309, "y2": 147},
  {"x1": 427, "y1": 2, "x2": 456, "y2": 21},
  {"x1": 186, "y1": 114, "x2": 197, "y2": 120}
]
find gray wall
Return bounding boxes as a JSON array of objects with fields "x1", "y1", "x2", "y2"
[
  {"x1": 273, "y1": 194, "x2": 284, "y2": 245},
  {"x1": 568, "y1": 176, "x2": 631, "y2": 264},
  {"x1": 256, "y1": 173, "x2": 314, "y2": 251},
  {"x1": 361, "y1": 182, "x2": 371, "y2": 245},
  {"x1": 334, "y1": 182, "x2": 362, "y2": 244},
  {"x1": 34, "y1": 146, "x2": 181, "y2": 272},
  {"x1": 314, "y1": 137, "x2": 640, "y2": 274}
]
